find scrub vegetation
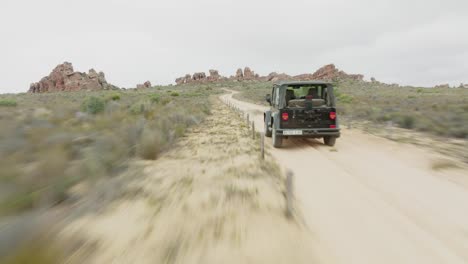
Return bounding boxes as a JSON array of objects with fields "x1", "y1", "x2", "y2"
[{"x1": 0, "y1": 86, "x2": 217, "y2": 263}]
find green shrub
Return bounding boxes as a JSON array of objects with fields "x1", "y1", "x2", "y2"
[
  {"x1": 1, "y1": 235, "x2": 62, "y2": 264},
  {"x1": 0, "y1": 99, "x2": 17, "y2": 107},
  {"x1": 0, "y1": 192, "x2": 35, "y2": 216},
  {"x1": 108, "y1": 93, "x2": 121, "y2": 101},
  {"x1": 137, "y1": 128, "x2": 165, "y2": 160},
  {"x1": 397, "y1": 115, "x2": 416, "y2": 129},
  {"x1": 129, "y1": 102, "x2": 148, "y2": 115},
  {"x1": 82, "y1": 97, "x2": 105, "y2": 114},
  {"x1": 161, "y1": 98, "x2": 171, "y2": 105},
  {"x1": 149, "y1": 94, "x2": 160, "y2": 103},
  {"x1": 337, "y1": 93, "x2": 354, "y2": 104},
  {"x1": 170, "y1": 92, "x2": 180, "y2": 97}
]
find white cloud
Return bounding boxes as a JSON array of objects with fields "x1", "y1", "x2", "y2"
[{"x1": 0, "y1": 0, "x2": 467, "y2": 93}]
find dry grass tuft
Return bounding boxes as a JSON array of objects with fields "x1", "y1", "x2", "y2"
[{"x1": 431, "y1": 159, "x2": 460, "y2": 171}]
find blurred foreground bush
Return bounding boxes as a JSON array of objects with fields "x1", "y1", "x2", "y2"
[{"x1": 0, "y1": 87, "x2": 211, "y2": 217}]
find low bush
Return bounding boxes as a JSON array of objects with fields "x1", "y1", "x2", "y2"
[
  {"x1": 396, "y1": 114, "x2": 416, "y2": 129},
  {"x1": 81, "y1": 96, "x2": 105, "y2": 114},
  {"x1": 0, "y1": 99, "x2": 17, "y2": 107},
  {"x1": 149, "y1": 94, "x2": 160, "y2": 103},
  {"x1": 108, "y1": 93, "x2": 121, "y2": 101}
]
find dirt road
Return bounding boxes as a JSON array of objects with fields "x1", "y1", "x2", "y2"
[
  {"x1": 62, "y1": 98, "x2": 316, "y2": 264},
  {"x1": 221, "y1": 90, "x2": 468, "y2": 264}
]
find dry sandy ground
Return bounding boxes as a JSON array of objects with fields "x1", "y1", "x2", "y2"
[
  {"x1": 221, "y1": 90, "x2": 468, "y2": 264},
  {"x1": 61, "y1": 98, "x2": 318, "y2": 264}
]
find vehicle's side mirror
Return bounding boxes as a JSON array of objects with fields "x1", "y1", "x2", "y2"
[{"x1": 265, "y1": 94, "x2": 271, "y2": 105}]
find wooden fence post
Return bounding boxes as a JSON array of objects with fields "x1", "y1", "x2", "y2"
[
  {"x1": 252, "y1": 121, "x2": 255, "y2": 139},
  {"x1": 260, "y1": 132, "x2": 265, "y2": 160},
  {"x1": 286, "y1": 170, "x2": 294, "y2": 219}
]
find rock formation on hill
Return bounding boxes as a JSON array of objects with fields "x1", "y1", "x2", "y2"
[
  {"x1": 137, "y1": 81, "x2": 152, "y2": 89},
  {"x1": 266, "y1": 72, "x2": 292, "y2": 82},
  {"x1": 434, "y1": 84, "x2": 450, "y2": 89},
  {"x1": 28, "y1": 62, "x2": 118, "y2": 93},
  {"x1": 235, "y1": 68, "x2": 244, "y2": 80},
  {"x1": 175, "y1": 70, "x2": 227, "y2": 84},
  {"x1": 243, "y1": 67, "x2": 255, "y2": 80},
  {"x1": 174, "y1": 64, "x2": 365, "y2": 85},
  {"x1": 305, "y1": 64, "x2": 364, "y2": 81},
  {"x1": 208, "y1": 70, "x2": 220, "y2": 81}
]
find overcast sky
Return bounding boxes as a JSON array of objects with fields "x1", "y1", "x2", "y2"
[{"x1": 1, "y1": 0, "x2": 467, "y2": 93}]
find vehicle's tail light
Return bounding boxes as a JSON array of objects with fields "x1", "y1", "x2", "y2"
[
  {"x1": 329, "y1": 112, "x2": 336, "y2": 120},
  {"x1": 282, "y1": 112, "x2": 289, "y2": 121},
  {"x1": 330, "y1": 125, "x2": 337, "y2": 129}
]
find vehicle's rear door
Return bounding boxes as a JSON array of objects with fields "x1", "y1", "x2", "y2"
[{"x1": 280, "y1": 107, "x2": 337, "y2": 129}]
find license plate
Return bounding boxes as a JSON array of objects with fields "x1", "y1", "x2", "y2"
[{"x1": 283, "y1": 130, "x2": 303, "y2": 135}]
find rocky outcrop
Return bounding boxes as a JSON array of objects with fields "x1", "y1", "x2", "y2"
[
  {"x1": 292, "y1": 73, "x2": 314, "y2": 81},
  {"x1": 235, "y1": 68, "x2": 244, "y2": 80},
  {"x1": 208, "y1": 69, "x2": 220, "y2": 81},
  {"x1": 231, "y1": 67, "x2": 261, "y2": 81},
  {"x1": 192, "y1": 72, "x2": 207, "y2": 81},
  {"x1": 137, "y1": 81, "x2": 152, "y2": 89},
  {"x1": 243, "y1": 67, "x2": 255, "y2": 80},
  {"x1": 175, "y1": 70, "x2": 225, "y2": 84},
  {"x1": 175, "y1": 77, "x2": 185, "y2": 85},
  {"x1": 28, "y1": 62, "x2": 117, "y2": 93},
  {"x1": 173, "y1": 64, "x2": 365, "y2": 85},
  {"x1": 308, "y1": 64, "x2": 364, "y2": 81},
  {"x1": 435, "y1": 84, "x2": 450, "y2": 89},
  {"x1": 267, "y1": 72, "x2": 291, "y2": 82}
]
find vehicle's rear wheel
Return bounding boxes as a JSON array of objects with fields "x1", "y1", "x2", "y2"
[
  {"x1": 264, "y1": 118, "x2": 272, "y2": 138},
  {"x1": 324, "y1": 136, "x2": 336, "y2": 147},
  {"x1": 272, "y1": 126, "x2": 282, "y2": 148}
]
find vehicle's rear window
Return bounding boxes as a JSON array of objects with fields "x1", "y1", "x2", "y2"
[
  {"x1": 286, "y1": 85, "x2": 328, "y2": 99},
  {"x1": 284, "y1": 85, "x2": 329, "y2": 108}
]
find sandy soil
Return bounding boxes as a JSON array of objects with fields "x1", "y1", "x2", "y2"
[
  {"x1": 221, "y1": 90, "x2": 468, "y2": 264},
  {"x1": 61, "y1": 98, "x2": 318, "y2": 264}
]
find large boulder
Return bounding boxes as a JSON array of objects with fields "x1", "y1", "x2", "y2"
[
  {"x1": 136, "y1": 81, "x2": 152, "y2": 89},
  {"x1": 310, "y1": 64, "x2": 364, "y2": 81},
  {"x1": 243, "y1": 67, "x2": 255, "y2": 80},
  {"x1": 28, "y1": 62, "x2": 117, "y2": 93},
  {"x1": 435, "y1": 84, "x2": 450, "y2": 89},
  {"x1": 267, "y1": 72, "x2": 291, "y2": 82},
  {"x1": 310, "y1": 64, "x2": 339, "y2": 80},
  {"x1": 144, "y1": 81, "x2": 152, "y2": 88},
  {"x1": 175, "y1": 77, "x2": 185, "y2": 85},
  {"x1": 235, "y1": 68, "x2": 244, "y2": 80},
  {"x1": 192, "y1": 72, "x2": 206, "y2": 81},
  {"x1": 208, "y1": 69, "x2": 220, "y2": 81}
]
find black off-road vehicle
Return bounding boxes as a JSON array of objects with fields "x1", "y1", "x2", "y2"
[{"x1": 264, "y1": 81, "x2": 340, "y2": 148}]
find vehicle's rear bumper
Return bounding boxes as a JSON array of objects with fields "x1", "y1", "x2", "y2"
[{"x1": 276, "y1": 128, "x2": 341, "y2": 138}]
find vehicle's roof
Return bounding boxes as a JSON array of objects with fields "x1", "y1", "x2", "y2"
[{"x1": 275, "y1": 80, "x2": 332, "y2": 86}]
